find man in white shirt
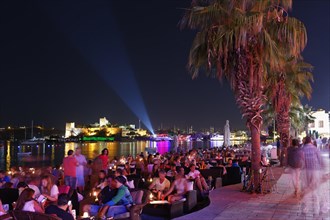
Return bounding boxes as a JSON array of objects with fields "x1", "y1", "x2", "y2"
[
  {"x1": 186, "y1": 164, "x2": 209, "y2": 193},
  {"x1": 75, "y1": 147, "x2": 87, "y2": 193},
  {"x1": 26, "y1": 177, "x2": 41, "y2": 198},
  {"x1": 149, "y1": 170, "x2": 170, "y2": 200}
]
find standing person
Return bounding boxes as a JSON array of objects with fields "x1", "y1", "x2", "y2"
[
  {"x1": 85, "y1": 160, "x2": 93, "y2": 190},
  {"x1": 287, "y1": 139, "x2": 304, "y2": 197},
  {"x1": 63, "y1": 150, "x2": 79, "y2": 195},
  {"x1": 98, "y1": 149, "x2": 110, "y2": 172},
  {"x1": 75, "y1": 147, "x2": 87, "y2": 193},
  {"x1": 301, "y1": 136, "x2": 324, "y2": 214}
]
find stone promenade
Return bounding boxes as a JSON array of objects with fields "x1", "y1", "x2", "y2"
[{"x1": 176, "y1": 151, "x2": 330, "y2": 220}]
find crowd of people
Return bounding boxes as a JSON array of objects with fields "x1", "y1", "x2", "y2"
[
  {"x1": 0, "y1": 136, "x2": 328, "y2": 219},
  {"x1": 287, "y1": 136, "x2": 329, "y2": 214}
]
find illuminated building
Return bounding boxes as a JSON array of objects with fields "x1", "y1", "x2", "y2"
[
  {"x1": 65, "y1": 117, "x2": 121, "y2": 138},
  {"x1": 65, "y1": 118, "x2": 148, "y2": 139},
  {"x1": 308, "y1": 109, "x2": 330, "y2": 138}
]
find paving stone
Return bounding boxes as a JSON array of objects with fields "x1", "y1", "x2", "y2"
[{"x1": 174, "y1": 153, "x2": 330, "y2": 220}]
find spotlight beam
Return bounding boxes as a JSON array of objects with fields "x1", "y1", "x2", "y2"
[{"x1": 37, "y1": 1, "x2": 154, "y2": 134}]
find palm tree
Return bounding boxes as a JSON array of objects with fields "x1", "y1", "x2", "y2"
[
  {"x1": 295, "y1": 104, "x2": 315, "y2": 135},
  {"x1": 265, "y1": 59, "x2": 313, "y2": 165},
  {"x1": 290, "y1": 104, "x2": 314, "y2": 136},
  {"x1": 181, "y1": 0, "x2": 307, "y2": 188}
]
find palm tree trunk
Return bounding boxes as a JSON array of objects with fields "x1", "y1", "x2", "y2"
[
  {"x1": 279, "y1": 130, "x2": 290, "y2": 165},
  {"x1": 235, "y1": 49, "x2": 263, "y2": 190},
  {"x1": 277, "y1": 106, "x2": 290, "y2": 166},
  {"x1": 274, "y1": 79, "x2": 291, "y2": 166},
  {"x1": 250, "y1": 123, "x2": 261, "y2": 191}
]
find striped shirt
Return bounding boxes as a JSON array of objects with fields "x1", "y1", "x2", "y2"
[{"x1": 302, "y1": 143, "x2": 322, "y2": 170}]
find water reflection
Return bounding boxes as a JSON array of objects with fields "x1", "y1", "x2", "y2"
[{"x1": 0, "y1": 140, "x2": 244, "y2": 170}]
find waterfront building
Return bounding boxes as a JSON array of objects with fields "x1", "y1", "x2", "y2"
[
  {"x1": 308, "y1": 109, "x2": 330, "y2": 138},
  {"x1": 65, "y1": 118, "x2": 148, "y2": 139},
  {"x1": 65, "y1": 117, "x2": 121, "y2": 138}
]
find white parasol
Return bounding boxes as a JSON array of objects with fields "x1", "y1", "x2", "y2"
[{"x1": 224, "y1": 120, "x2": 231, "y2": 147}]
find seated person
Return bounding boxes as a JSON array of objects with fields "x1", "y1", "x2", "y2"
[
  {"x1": 231, "y1": 160, "x2": 242, "y2": 173},
  {"x1": 94, "y1": 170, "x2": 107, "y2": 190},
  {"x1": 0, "y1": 199, "x2": 7, "y2": 216},
  {"x1": 17, "y1": 182, "x2": 29, "y2": 195},
  {"x1": 45, "y1": 193, "x2": 74, "y2": 220},
  {"x1": 97, "y1": 176, "x2": 133, "y2": 219},
  {"x1": 40, "y1": 175, "x2": 59, "y2": 204},
  {"x1": 182, "y1": 161, "x2": 190, "y2": 175},
  {"x1": 151, "y1": 163, "x2": 160, "y2": 178},
  {"x1": 10, "y1": 173, "x2": 20, "y2": 188},
  {"x1": 166, "y1": 164, "x2": 177, "y2": 178},
  {"x1": 206, "y1": 161, "x2": 214, "y2": 169},
  {"x1": 52, "y1": 165, "x2": 64, "y2": 185},
  {"x1": 186, "y1": 164, "x2": 209, "y2": 193},
  {"x1": 261, "y1": 155, "x2": 269, "y2": 167},
  {"x1": 15, "y1": 188, "x2": 44, "y2": 213},
  {"x1": 148, "y1": 169, "x2": 170, "y2": 200},
  {"x1": 0, "y1": 170, "x2": 10, "y2": 188},
  {"x1": 135, "y1": 155, "x2": 145, "y2": 175},
  {"x1": 241, "y1": 154, "x2": 249, "y2": 162},
  {"x1": 162, "y1": 167, "x2": 188, "y2": 203},
  {"x1": 114, "y1": 169, "x2": 134, "y2": 189},
  {"x1": 82, "y1": 175, "x2": 118, "y2": 216},
  {"x1": 225, "y1": 159, "x2": 233, "y2": 167},
  {"x1": 2, "y1": 182, "x2": 13, "y2": 189},
  {"x1": 199, "y1": 160, "x2": 207, "y2": 170},
  {"x1": 26, "y1": 176, "x2": 41, "y2": 198}
]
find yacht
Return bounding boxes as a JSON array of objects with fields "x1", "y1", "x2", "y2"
[
  {"x1": 210, "y1": 134, "x2": 224, "y2": 141},
  {"x1": 21, "y1": 137, "x2": 46, "y2": 145}
]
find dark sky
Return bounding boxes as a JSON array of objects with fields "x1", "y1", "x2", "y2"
[{"x1": 0, "y1": 0, "x2": 329, "y2": 132}]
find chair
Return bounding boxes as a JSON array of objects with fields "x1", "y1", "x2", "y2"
[
  {"x1": 9, "y1": 210, "x2": 61, "y2": 220},
  {"x1": 222, "y1": 167, "x2": 242, "y2": 186},
  {"x1": 184, "y1": 190, "x2": 197, "y2": 213},
  {"x1": 0, "y1": 213, "x2": 12, "y2": 220},
  {"x1": 0, "y1": 189, "x2": 19, "y2": 211},
  {"x1": 142, "y1": 199, "x2": 185, "y2": 219},
  {"x1": 78, "y1": 196, "x2": 96, "y2": 216},
  {"x1": 114, "y1": 189, "x2": 150, "y2": 220},
  {"x1": 79, "y1": 189, "x2": 149, "y2": 219},
  {"x1": 200, "y1": 167, "x2": 224, "y2": 189},
  {"x1": 127, "y1": 175, "x2": 142, "y2": 189}
]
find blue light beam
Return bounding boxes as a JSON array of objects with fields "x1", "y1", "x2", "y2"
[{"x1": 37, "y1": 1, "x2": 154, "y2": 134}]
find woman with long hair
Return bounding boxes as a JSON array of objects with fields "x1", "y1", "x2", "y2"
[
  {"x1": 40, "y1": 175, "x2": 59, "y2": 203},
  {"x1": 15, "y1": 188, "x2": 44, "y2": 213},
  {"x1": 162, "y1": 166, "x2": 188, "y2": 203}
]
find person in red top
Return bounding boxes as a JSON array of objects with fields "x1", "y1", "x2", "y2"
[
  {"x1": 62, "y1": 150, "x2": 79, "y2": 194},
  {"x1": 98, "y1": 148, "x2": 109, "y2": 171}
]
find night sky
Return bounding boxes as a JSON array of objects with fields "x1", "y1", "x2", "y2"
[{"x1": 0, "y1": 0, "x2": 329, "y2": 132}]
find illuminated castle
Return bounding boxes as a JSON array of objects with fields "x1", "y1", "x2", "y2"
[{"x1": 65, "y1": 117, "x2": 148, "y2": 138}]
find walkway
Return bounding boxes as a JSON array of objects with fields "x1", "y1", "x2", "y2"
[{"x1": 175, "y1": 151, "x2": 330, "y2": 220}]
